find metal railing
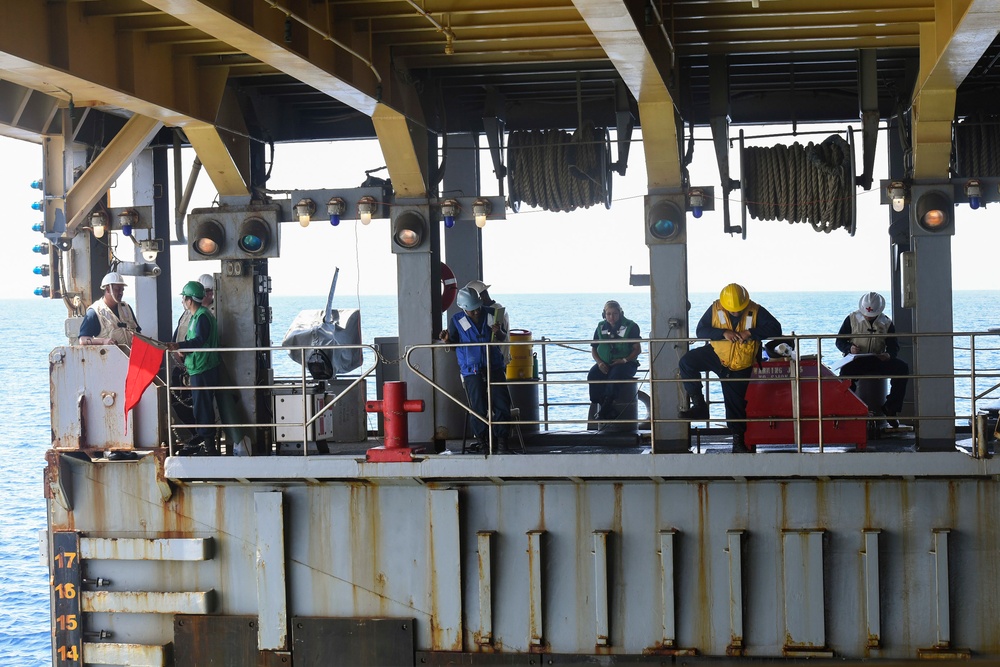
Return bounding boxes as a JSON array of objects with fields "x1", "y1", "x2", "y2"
[
  {"x1": 406, "y1": 330, "x2": 1000, "y2": 455},
  {"x1": 153, "y1": 330, "x2": 1000, "y2": 457},
  {"x1": 165, "y1": 342, "x2": 379, "y2": 456}
]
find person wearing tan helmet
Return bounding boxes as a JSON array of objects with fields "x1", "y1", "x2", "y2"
[
  {"x1": 78, "y1": 271, "x2": 141, "y2": 346},
  {"x1": 678, "y1": 283, "x2": 782, "y2": 453}
]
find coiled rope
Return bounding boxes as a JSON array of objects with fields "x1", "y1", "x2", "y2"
[
  {"x1": 955, "y1": 112, "x2": 1000, "y2": 177},
  {"x1": 508, "y1": 122, "x2": 609, "y2": 212},
  {"x1": 742, "y1": 134, "x2": 853, "y2": 233}
]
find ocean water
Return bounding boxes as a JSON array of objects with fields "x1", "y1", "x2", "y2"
[{"x1": 2, "y1": 290, "x2": 998, "y2": 664}]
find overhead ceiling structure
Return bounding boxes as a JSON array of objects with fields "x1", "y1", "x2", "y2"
[{"x1": 1, "y1": 1, "x2": 999, "y2": 186}]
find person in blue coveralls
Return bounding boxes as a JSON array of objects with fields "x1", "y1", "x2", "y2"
[
  {"x1": 588, "y1": 300, "x2": 641, "y2": 420},
  {"x1": 835, "y1": 291, "x2": 908, "y2": 427},
  {"x1": 678, "y1": 283, "x2": 782, "y2": 453},
  {"x1": 166, "y1": 281, "x2": 221, "y2": 456},
  {"x1": 440, "y1": 286, "x2": 513, "y2": 453}
]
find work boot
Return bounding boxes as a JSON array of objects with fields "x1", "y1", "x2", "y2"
[
  {"x1": 680, "y1": 393, "x2": 709, "y2": 420},
  {"x1": 881, "y1": 404, "x2": 899, "y2": 429},
  {"x1": 732, "y1": 433, "x2": 751, "y2": 454}
]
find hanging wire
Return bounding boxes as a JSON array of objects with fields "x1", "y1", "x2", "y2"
[
  {"x1": 741, "y1": 134, "x2": 853, "y2": 233},
  {"x1": 507, "y1": 122, "x2": 609, "y2": 213}
]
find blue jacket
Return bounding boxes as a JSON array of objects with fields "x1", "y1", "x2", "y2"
[{"x1": 448, "y1": 307, "x2": 505, "y2": 376}]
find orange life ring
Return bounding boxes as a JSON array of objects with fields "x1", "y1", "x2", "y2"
[{"x1": 441, "y1": 262, "x2": 458, "y2": 309}]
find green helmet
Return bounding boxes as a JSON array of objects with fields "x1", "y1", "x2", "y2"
[{"x1": 180, "y1": 280, "x2": 205, "y2": 300}]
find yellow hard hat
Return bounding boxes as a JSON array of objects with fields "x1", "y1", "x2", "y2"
[{"x1": 719, "y1": 283, "x2": 749, "y2": 312}]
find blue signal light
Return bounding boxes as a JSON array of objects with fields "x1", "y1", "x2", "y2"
[
  {"x1": 31, "y1": 201, "x2": 43, "y2": 211},
  {"x1": 240, "y1": 234, "x2": 264, "y2": 253},
  {"x1": 31, "y1": 223, "x2": 43, "y2": 233}
]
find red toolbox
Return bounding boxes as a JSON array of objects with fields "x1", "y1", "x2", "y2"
[{"x1": 745, "y1": 357, "x2": 868, "y2": 450}]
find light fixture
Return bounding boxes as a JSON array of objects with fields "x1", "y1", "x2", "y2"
[
  {"x1": 32, "y1": 242, "x2": 49, "y2": 254},
  {"x1": 688, "y1": 188, "x2": 705, "y2": 219},
  {"x1": 440, "y1": 199, "x2": 459, "y2": 228},
  {"x1": 965, "y1": 180, "x2": 982, "y2": 210},
  {"x1": 33, "y1": 286, "x2": 50, "y2": 298},
  {"x1": 31, "y1": 222, "x2": 43, "y2": 233},
  {"x1": 89, "y1": 211, "x2": 108, "y2": 239},
  {"x1": 30, "y1": 178, "x2": 43, "y2": 190},
  {"x1": 295, "y1": 198, "x2": 316, "y2": 227},
  {"x1": 327, "y1": 197, "x2": 346, "y2": 226},
  {"x1": 887, "y1": 181, "x2": 908, "y2": 213},
  {"x1": 33, "y1": 264, "x2": 49, "y2": 276},
  {"x1": 140, "y1": 239, "x2": 163, "y2": 262},
  {"x1": 472, "y1": 198, "x2": 491, "y2": 228},
  {"x1": 31, "y1": 200, "x2": 43, "y2": 212},
  {"x1": 118, "y1": 208, "x2": 138, "y2": 237},
  {"x1": 357, "y1": 196, "x2": 378, "y2": 225}
]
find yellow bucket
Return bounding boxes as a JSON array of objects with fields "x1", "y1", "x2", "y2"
[{"x1": 507, "y1": 329, "x2": 533, "y2": 379}]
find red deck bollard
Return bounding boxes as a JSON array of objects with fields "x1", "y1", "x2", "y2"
[{"x1": 365, "y1": 381, "x2": 425, "y2": 462}]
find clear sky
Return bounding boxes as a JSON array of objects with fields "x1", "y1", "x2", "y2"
[{"x1": 3, "y1": 123, "x2": 999, "y2": 302}]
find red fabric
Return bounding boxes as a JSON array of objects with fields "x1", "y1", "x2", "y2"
[{"x1": 124, "y1": 336, "x2": 163, "y2": 434}]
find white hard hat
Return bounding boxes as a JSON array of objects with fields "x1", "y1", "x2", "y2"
[
  {"x1": 465, "y1": 279, "x2": 490, "y2": 294},
  {"x1": 859, "y1": 291, "x2": 885, "y2": 317},
  {"x1": 100, "y1": 272, "x2": 126, "y2": 289},
  {"x1": 456, "y1": 286, "x2": 482, "y2": 311},
  {"x1": 198, "y1": 273, "x2": 215, "y2": 290}
]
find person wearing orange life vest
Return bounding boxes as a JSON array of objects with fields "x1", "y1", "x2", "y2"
[{"x1": 678, "y1": 283, "x2": 782, "y2": 453}]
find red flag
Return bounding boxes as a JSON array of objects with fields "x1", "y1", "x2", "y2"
[{"x1": 124, "y1": 335, "x2": 165, "y2": 434}]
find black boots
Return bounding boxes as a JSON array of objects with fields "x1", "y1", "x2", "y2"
[
  {"x1": 732, "y1": 433, "x2": 751, "y2": 454},
  {"x1": 680, "y1": 393, "x2": 709, "y2": 420}
]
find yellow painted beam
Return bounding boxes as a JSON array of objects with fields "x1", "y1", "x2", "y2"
[
  {"x1": 572, "y1": 0, "x2": 681, "y2": 188},
  {"x1": 0, "y1": 2, "x2": 230, "y2": 128},
  {"x1": 911, "y1": 0, "x2": 1000, "y2": 177},
  {"x1": 65, "y1": 114, "x2": 163, "y2": 233},
  {"x1": 373, "y1": 104, "x2": 429, "y2": 198},
  {"x1": 185, "y1": 123, "x2": 249, "y2": 196},
  {"x1": 140, "y1": 0, "x2": 387, "y2": 116}
]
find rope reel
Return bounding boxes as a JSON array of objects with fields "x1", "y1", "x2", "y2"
[
  {"x1": 507, "y1": 121, "x2": 612, "y2": 213},
  {"x1": 955, "y1": 112, "x2": 1000, "y2": 177},
  {"x1": 740, "y1": 133, "x2": 856, "y2": 235}
]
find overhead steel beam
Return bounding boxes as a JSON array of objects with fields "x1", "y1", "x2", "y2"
[
  {"x1": 140, "y1": 0, "x2": 403, "y2": 118},
  {"x1": 0, "y1": 2, "x2": 230, "y2": 128},
  {"x1": 65, "y1": 114, "x2": 163, "y2": 234},
  {"x1": 373, "y1": 104, "x2": 429, "y2": 198},
  {"x1": 572, "y1": 0, "x2": 682, "y2": 187},
  {"x1": 911, "y1": 0, "x2": 1000, "y2": 177}
]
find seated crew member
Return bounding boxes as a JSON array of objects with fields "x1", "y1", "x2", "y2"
[
  {"x1": 166, "y1": 281, "x2": 221, "y2": 456},
  {"x1": 440, "y1": 286, "x2": 513, "y2": 453},
  {"x1": 678, "y1": 283, "x2": 782, "y2": 453},
  {"x1": 588, "y1": 300, "x2": 641, "y2": 420},
  {"x1": 835, "y1": 291, "x2": 908, "y2": 427},
  {"x1": 78, "y1": 271, "x2": 141, "y2": 346}
]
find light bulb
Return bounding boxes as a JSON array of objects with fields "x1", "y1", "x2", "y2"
[
  {"x1": 294, "y1": 198, "x2": 316, "y2": 227},
  {"x1": 887, "y1": 181, "x2": 907, "y2": 213},
  {"x1": 688, "y1": 189, "x2": 705, "y2": 219},
  {"x1": 361, "y1": 211, "x2": 372, "y2": 225},
  {"x1": 357, "y1": 196, "x2": 377, "y2": 225},
  {"x1": 472, "y1": 198, "x2": 490, "y2": 228},
  {"x1": 142, "y1": 249, "x2": 158, "y2": 262},
  {"x1": 444, "y1": 215, "x2": 455, "y2": 228},
  {"x1": 966, "y1": 180, "x2": 982, "y2": 210},
  {"x1": 93, "y1": 222, "x2": 106, "y2": 238},
  {"x1": 327, "y1": 197, "x2": 345, "y2": 227}
]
